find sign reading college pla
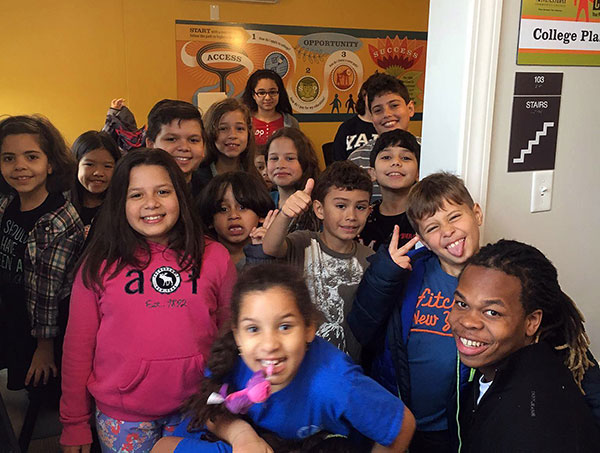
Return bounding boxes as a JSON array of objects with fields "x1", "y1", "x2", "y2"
[
  {"x1": 518, "y1": 0, "x2": 600, "y2": 66},
  {"x1": 175, "y1": 21, "x2": 427, "y2": 121}
]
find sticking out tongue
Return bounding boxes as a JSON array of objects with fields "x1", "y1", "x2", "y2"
[
  {"x1": 266, "y1": 364, "x2": 274, "y2": 376},
  {"x1": 447, "y1": 238, "x2": 465, "y2": 257}
]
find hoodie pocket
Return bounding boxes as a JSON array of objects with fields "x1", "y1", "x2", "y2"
[{"x1": 118, "y1": 354, "x2": 205, "y2": 417}]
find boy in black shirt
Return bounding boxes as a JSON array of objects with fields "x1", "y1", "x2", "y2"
[{"x1": 358, "y1": 129, "x2": 419, "y2": 251}]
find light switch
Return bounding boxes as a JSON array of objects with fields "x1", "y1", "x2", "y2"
[
  {"x1": 530, "y1": 170, "x2": 553, "y2": 213},
  {"x1": 210, "y1": 5, "x2": 219, "y2": 20}
]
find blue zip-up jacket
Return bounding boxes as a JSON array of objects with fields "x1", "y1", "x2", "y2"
[{"x1": 348, "y1": 246, "x2": 471, "y2": 450}]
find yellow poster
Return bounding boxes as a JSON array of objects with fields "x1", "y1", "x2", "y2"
[
  {"x1": 518, "y1": 0, "x2": 600, "y2": 66},
  {"x1": 176, "y1": 21, "x2": 427, "y2": 122}
]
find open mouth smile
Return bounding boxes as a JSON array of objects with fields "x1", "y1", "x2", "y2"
[
  {"x1": 456, "y1": 335, "x2": 490, "y2": 355},
  {"x1": 227, "y1": 224, "x2": 245, "y2": 235},
  {"x1": 141, "y1": 214, "x2": 165, "y2": 223},
  {"x1": 460, "y1": 337, "x2": 486, "y2": 348},
  {"x1": 259, "y1": 358, "x2": 286, "y2": 375}
]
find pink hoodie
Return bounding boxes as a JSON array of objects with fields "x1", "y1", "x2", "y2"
[{"x1": 60, "y1": 240, "x2": 235, "y2": 446}]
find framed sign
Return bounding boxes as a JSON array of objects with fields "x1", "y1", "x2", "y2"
[
  {"x1": 518, "y1": 0, "x2": 600, "y2": 66},
  {"x1": 508, "y1": 72, "x2": 563, "y2": 172}
]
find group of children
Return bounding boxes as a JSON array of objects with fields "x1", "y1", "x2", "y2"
[{"x1": 0, "y1": 69, "x2": 598, "y2": 453}]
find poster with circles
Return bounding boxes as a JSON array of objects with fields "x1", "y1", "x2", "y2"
[{"x1": 176, "y1": 20, "x2": 427, "y2": 122}]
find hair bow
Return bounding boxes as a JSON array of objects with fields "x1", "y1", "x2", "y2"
[{"x1": 207, "y1": 366, "x2": 273, "y2": 414}]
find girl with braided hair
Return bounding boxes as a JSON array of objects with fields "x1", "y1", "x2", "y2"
[{"x1": 449, "y1": 239, "x2": 600, "y2": 453}]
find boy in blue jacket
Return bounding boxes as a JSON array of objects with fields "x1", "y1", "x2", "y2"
[{"x1": 348, "y1": 172, "x2": 481, "y2": 453}]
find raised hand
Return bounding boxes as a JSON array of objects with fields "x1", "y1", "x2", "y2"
[
  {"x1": 388, "y1": 226, "x2": 420, "y2": 270},
  {"x1": 280, "y1": 178, "x2": 314, "y2": 219},
  {"x1": 250, "y1": 209, "x2": 279, "y2": 245},
  {"x1": 110, "y1": 98, "x2": 126, "y2": 110}
]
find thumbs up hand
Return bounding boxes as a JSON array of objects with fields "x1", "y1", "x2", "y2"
[{"x1": 281, "y1": 178, "x2": 314, "y2": 219}]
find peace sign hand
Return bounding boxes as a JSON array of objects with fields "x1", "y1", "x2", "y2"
[
  {"x1": 388, "y1": 226, "x2": 421, "y2": 270},
  {"x1": 250, "y1": 209, "x2": 279, "y2": 245}
]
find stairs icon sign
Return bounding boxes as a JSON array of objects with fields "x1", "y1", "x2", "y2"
[{"x1": 513, "y1": 121, "x2": 555, "y2": 164}]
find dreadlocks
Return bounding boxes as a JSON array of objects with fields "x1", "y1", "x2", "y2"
[{"x1": 466, "y1": 239, "x2": 593, "y2": 392}]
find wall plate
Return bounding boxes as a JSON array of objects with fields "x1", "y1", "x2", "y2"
[{"x1": 530, "y1": 170, "x2": 554, "y2": 213}]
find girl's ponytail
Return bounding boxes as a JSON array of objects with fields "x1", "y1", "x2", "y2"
[{"x1": 183, "y1": 329, "x2": 240, "y2": 429}]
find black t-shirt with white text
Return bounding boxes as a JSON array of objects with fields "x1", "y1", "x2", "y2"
[{"x1": 332, "y1": 115, "x2": 378, "y2": 161}]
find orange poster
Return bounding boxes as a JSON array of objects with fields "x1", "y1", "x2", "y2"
[{"x1": 176, "y1": 20, "x2": 427, "y2": 121}]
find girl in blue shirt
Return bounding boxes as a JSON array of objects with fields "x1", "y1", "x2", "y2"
[{"x1": 152, "y1": 263, "x2": 415, "y2": 453}]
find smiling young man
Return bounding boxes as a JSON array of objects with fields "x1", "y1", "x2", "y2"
[
  {"x1": 349, "y1": 172, "x2": 482, "y2": 453},
  {"x1": 348, "y1": 74, "x2": 416, "y2": 202},
  {"x1": 358, "y1": 129, "x2": 419, "y2": 252},
  {"x1": 449, "y1": 240, "x2": 600, "y2": 452},
  {"x1": 262, "y1": 161, "x2": 374, "y2": 364}
]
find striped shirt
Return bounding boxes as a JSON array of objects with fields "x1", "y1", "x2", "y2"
[{"x1": 348, "y1": 138, "x2": 381, "y2": 202}]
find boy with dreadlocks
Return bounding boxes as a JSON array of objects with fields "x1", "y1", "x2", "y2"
[{"x1": 449, "y1": 239, "x2": 600, "y2": 452}]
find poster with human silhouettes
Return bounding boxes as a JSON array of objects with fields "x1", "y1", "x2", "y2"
[
  {"x1": 175, "y1": 20, "x2": 427, "y2": 121},
  {"x1": 518, "y1": 0, "x2": 600, "y2": 66}
]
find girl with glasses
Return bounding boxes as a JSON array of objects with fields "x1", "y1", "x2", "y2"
[{"x1": 242, "y1": 69, "x2": 299, "y2": 146}]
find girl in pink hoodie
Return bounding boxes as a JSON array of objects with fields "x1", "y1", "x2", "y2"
[{"x1": 60, "y1": 149, "x2": 236, "y2": 453}]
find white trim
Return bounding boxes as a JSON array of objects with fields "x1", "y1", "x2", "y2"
[
  {"x1": 421, "y1": 0, "x2": 503, "y2": 218},
  {"x1": 461, "y1": 0, "x2": 503, "y2": 220}
]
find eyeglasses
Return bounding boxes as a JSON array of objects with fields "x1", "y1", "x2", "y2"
[{"x1": 254, "y1": 90, "x2": 279, "y2": 98}]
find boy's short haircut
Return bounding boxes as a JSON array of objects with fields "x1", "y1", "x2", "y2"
[
  {"x1": 146, "y1": 99, "x2": 204, "y2": 142},
  {"x1": 370, "y1": 129, "x2": 421, "y2": 167},
  {"x1": 406, "y1": 172, "x2": 475, "y2": 232},
  {"x1": 367, "y1": 74, "x2": 411, "y2": 111},
  {"x1": 312, "y1": 161, "x2": 372, "y2": 203}
]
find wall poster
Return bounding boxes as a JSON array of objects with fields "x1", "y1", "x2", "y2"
[
  {"x1": 175, "y1": 20, "x2": 427, "y2": 121},
  {"x1": 518, "y1": 0, "x2": 600, "y2": 66}
]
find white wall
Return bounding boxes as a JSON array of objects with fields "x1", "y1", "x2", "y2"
[{"x1": 484, "y1": 0, "x2": 600, "y2": 352}]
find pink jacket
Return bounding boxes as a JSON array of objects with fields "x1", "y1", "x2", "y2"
[{"x1": 60, "y1": 240, "x2": 235, "y2": 446}]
